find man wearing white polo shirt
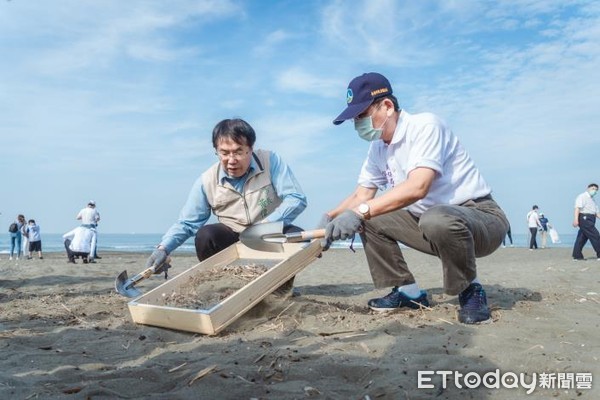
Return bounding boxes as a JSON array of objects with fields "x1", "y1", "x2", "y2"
[
  {"x1": 320, "y1": 72, "x2": 509, "y2": 324},
  {"x1": 77, "y1": 201, "x2": 100, "y2": 262},
  {"x1": 572, "y1": 183, "x2": 600, "y2": 260}
]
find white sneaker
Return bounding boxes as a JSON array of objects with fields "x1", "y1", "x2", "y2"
[{"x1": 9, "y1": 256, "x2": 12, "y2": 260}]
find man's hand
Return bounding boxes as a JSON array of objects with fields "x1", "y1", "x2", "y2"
[
  {"x1": 324, "y1": 210, "x2": 364, "y2": 248},
  {"x1": 146, "y1": 247, "x2": 168, "y2": 273},
  {"x1": 317, "y1": 213, "x2": 332, "y2": 250}
]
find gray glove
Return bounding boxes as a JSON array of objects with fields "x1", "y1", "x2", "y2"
[
  {"x1": 146, "y1": 247, "x2": 168, "y2": 273},
  {"x1": 317, "y1": 213, "x2": 332, "y2": 250},
  {"x1": 325, "y1": 210, "x2": 364, "y2": 248}
]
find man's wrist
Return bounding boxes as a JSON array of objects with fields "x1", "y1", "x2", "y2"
[{"x1": 357, "y1": 202, "x2": 371, "y2": 220}]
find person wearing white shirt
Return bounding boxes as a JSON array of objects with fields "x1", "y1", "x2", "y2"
[
  {"x1": 572, "y1": 183, "x2": 600, "y2": 260},
  {"x1": 526, "y1": 205, "x2": 541, "y2": 250},
  {"x1": 77, "y1": 201, "x2": 100, "y2": 261},
  {"x1": 320, "y1": 72, "x2": 509, "y2": 325},
  {"x1": 63, "y1": 226, "x2": 96, "y2": 264}
]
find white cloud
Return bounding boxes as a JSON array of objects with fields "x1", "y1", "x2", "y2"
[
  {"x1": 1, "y1": 0, "x2": 599, "y2": 234},
  {"x1": 276, "y1": 67, "x2": 340, "y2": 97},
  {"x1": 2, "y1": 0, "x2": 241, "y2": 75},
  {"x1": 320, "y1": 0, "x2": 440, "y2": 67},
  {"x1": 253, "y1": 29, "x2": 294, "y2": 56}
]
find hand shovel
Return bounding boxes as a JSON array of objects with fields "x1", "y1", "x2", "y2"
[
  {"x1": 115, "y1": 258, "x2": 172, "y2": 298},
  {"x1": 239, "y1": 221, "x2": 325, "y2": 253}
]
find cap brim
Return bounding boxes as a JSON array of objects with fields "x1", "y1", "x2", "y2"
[{"x1": 332, "y1": 100, "x2": 373, "y2": 125}]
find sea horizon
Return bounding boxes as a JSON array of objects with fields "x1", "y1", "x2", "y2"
[{"x1": 0, "y1": 232, "x2": 584, "y2": 255}]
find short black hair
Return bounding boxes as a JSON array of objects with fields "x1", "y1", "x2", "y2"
[
  {"x1": 212, "y1": 118, "x2": 256, "y2": 148},
  {"x1": 588, "y1": 183, "x2": 598, "y2": 189},
  {"x1": 373, "y1": 94, "x2": 400, "y2": 112}
]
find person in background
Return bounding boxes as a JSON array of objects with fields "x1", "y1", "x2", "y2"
[
  {"x1": 526, "y1": 205, "x2": 541, "y2": 250},
  {"x1": 502, "y1": 224, "x2": 514, "y2": 248},
  {"x1": 63, "y1": 226, "x2": 96, "y2": 264},
  {"x1": 320, "y1": 72, "x2": 509, "y2": 324},
  {"x1": 21, "y1": 216, "x2": 29, "y2": 256},
  {"x1": 25, "y1": 219, "x2": 43, "y2": 260},
  {"x1": 146, "y1": 118, "x2": 307, "y2": 292},
  {"x1": 77, "y1": 201, "x2": 100, "y2": 262},
  {"x1": 9, "y1": 214, "x2": 26, "y2": 260},
  {"x1": 572, "y1": 183, "x2": 600, "y2": 261},
  {"x1": 538, "y1": 212, "x2": 552, "y2": 249}
]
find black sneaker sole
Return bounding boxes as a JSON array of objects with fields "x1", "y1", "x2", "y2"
[{"x1": 369, "y1": 301, "x2": 429, "y2": 312}]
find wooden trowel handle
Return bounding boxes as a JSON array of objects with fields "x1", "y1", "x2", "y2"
[{"x1": 285, "y1": 229, "x2": 325, "y2": 243}]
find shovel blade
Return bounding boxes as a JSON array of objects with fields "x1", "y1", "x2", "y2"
[
  {"x1": 239, "y1": 221, "x2": 285, "y2": 253},
  {"x1": 115, "y1": 270, "x2": 143, "y2": 298}
]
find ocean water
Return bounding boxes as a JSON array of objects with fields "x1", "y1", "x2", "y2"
[
  {"x1": 0, "y1": 232, "x2": 581, "y2": 255},
  {"x1": 0, "y1": 233, "x2": 182, "y2": 255}
]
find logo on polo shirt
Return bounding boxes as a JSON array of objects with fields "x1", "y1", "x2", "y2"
[{"x1": 346, "y1": 88, "x2": 353, "y2": 104}]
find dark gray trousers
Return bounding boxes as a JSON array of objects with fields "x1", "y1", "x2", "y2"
[
  {"x1": 360, "y1": 197, "x2": 509, "y2": 295},
  {"x1": 572, "y1": 214, "x2": 600, "y2": 259}
]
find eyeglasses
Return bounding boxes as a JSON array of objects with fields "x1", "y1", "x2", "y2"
[{"x1": 215, "y1": 149, "x2": 250, "y2": 160}]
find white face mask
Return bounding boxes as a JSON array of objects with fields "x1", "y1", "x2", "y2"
[{"x1": 354, "y1": 114, "x2": 389, "y2": 142}]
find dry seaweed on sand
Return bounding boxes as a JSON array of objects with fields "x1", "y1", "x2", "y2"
[{"x1": 161, "y1": 263, "x2": 269, "y2": 310}]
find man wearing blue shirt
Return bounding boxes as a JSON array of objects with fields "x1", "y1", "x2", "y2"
[{"x1": 146, "y1": 118, "x2": 307, "y2": 280}]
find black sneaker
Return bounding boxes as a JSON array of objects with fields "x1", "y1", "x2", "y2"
[
  {"x1": 458, "y1": 283, "x2": 491, "y2": 324},
  {"x1": 368, "y1": 287, "x2": 429, "y2": 312}
]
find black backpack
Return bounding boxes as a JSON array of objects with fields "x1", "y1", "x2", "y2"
[{"x1": 8, "y1": 223, "x2": 18, "y2": 233}]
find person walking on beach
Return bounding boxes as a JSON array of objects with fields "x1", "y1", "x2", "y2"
[
  {"x1": 77, "y1": 201, "x2": 100, "y2": 262},
  {"x1": 25, "y1": 219, "x2": 43, "y2": 260},
  {"x1": 320, "y1": 72, "x2": 509, "y2": 324},
  {"x1": 538, "y1": 212, "x2": 552, "y2": 248},
  {"x1": 526, "y1": 205, "x2": 541, "y2": 250},
  {"x1": 146, "y1": 118, "x2": 307, "y2": 290},
  {"x1": 572, "y1": 183, "x2": 600, "y2": 261}
]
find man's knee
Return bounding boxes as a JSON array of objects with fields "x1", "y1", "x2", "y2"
[
  {"x1": 419, "y1": 206, "x2": 458, "y2": 239},
  {"x1": 195, "y1": 224, "x2": 238, "y2": 261}
]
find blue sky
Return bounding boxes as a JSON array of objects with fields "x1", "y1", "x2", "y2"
[{"x1": 1, "y1": 0, "x2": 599, "y2": 237}]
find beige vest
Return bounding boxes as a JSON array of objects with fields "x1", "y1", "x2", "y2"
[{"x1": 202, "y1": 149, "x2": 282, "y2": 232}]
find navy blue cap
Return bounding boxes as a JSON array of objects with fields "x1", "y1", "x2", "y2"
[{"x1": 333, "y1": 72, "x2": 393, "y2": 125}]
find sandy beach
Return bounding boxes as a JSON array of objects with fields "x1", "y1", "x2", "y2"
[{"x1": 0, "y1": 246, "x2": 598, "y2": 399}]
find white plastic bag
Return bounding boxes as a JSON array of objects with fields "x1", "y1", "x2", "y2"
[{"x1": 548, "y1": 227, "x2": 561, "y2": 244}]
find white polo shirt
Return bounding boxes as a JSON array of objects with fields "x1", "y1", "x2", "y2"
[
  {"x1": 575, "y1": 191, "x2": 599, "y2": 215},
  {"x1": 77, "y1": 207, "x2": 100, "y2": 225},
  {"x1": 357, "y1": 111, "x2": 491, "y2": 216}
]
